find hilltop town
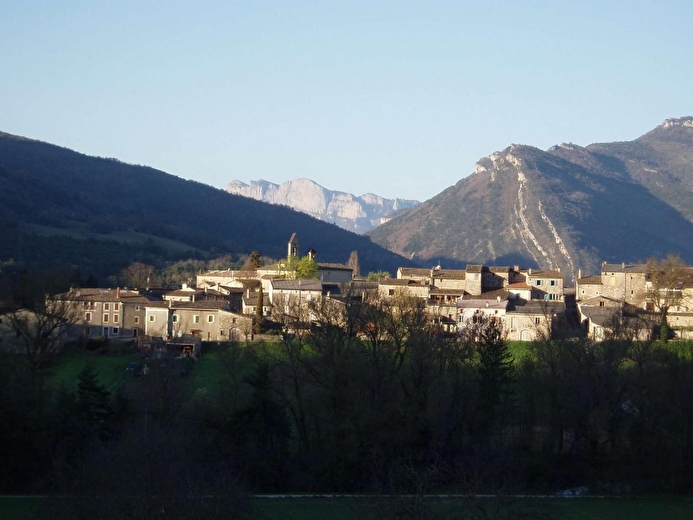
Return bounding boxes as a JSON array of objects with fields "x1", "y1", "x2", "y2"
[{"x1": 5, "y1": 234, "x2": 692, "y2": 354}]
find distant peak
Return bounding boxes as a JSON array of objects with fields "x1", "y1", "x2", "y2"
[
  {"x1": 660, "y1": 117, "x2": 693, "y2": 129},
  {"x1": 549, "y1": 142, "x2": 581, "y2": 152}
]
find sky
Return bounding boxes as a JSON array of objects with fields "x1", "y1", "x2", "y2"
[{"x1": 2, "y1": 1, "x2": 692, "y2": 202}]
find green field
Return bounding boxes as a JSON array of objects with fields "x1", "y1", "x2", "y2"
[{"x1": 3, "y1": 495, "x2": 693, "y2": 520}]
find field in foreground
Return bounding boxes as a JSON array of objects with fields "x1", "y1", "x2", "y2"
[{"x1": 3, "y1": 495, "x2": 693, "y2": 519}]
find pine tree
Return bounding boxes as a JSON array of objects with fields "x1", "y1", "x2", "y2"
[
  {"x1": 77, "y1": 364, "x2": 111, "y2": 436},
  {"x1": 254, "y1": 287, "x2": 265, "y2": 335}
]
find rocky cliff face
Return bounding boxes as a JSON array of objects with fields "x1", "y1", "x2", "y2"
[
  {"x1": 226, "y1": 178, "x2": 419, "y2": 234},
  {"x1": 367, "y1": 117, "x2": 693, "y2": 277}
]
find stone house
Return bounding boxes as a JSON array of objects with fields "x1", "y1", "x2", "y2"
[
  {"x1": 575, "y1": 262, "x2": 647, "y2": 306},
  {"x1": 524, "y1": 269, "x2": 564, "y2": 301},
  {"x1": 67, "y1": 287, "x2": 160, "y2": 340},
  {"x1": 170, "y1": 300, "x2": 250, "y2": 342}
]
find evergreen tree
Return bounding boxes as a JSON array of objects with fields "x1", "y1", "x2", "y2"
[
  {"x1": 77, "y1": 364, "x2": 112, "y2": 438},
  {"x1": 254, "y1": 286, "x2": 265, "y2": 335}
]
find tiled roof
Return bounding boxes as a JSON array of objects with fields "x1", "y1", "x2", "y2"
[
  {"x1": 318, "y1": 263, "x2": 352, "y2": 270},
  {"x1": 399, "y1": 268, "x2": 431, "y2": 277},
  {"x1": 578, "y1": 307, "x2": 619, "y2": 326},
  {"x1": 509, "y1": 301, "x2": 564, "y2": 315},
  {"x1": 488, "y1": 266, "x2": 511, "y2": 273},
  {"x1": 578, "y1": 295, "x2": 623, "y2": 307},
  {"x1": 461, "y1": 289, "x2": 511, "y2": 300},
  {"x1": 171, "y1": 300, "x2": 231, "y2": 311},
  {"x1": 68, "y1": 288, "x2": 159, "y2": 305},
  {"x1": 433, "y1": 270, "x2": 467, "y2": 279},
  {"x1": 601, "y1": 263, "x2": 647, "y2": 274},
  {"x1": 271, "y1": 279, "x2": 323, "y2": 291},
  {"x1": 380, "y1": 278, "x2": 426, "y2": 287},
  {"x1": 429, "y1": 288, "x2": 464, "y2": 295},
  {"x1": 165, "y1": 288, "x2": 203, "y2": 297},
  {"x1": 458, "y1": 299, "x2": 509, "y2": 310},
  {"x1": 465, "y1": 264, "x2": 483, "y2": 273},
  {"x1": 527, "y1": 269, "x2": 563, "y2": 278},
  {"x1": 577, "y1": 276, "x2": 603, "y2": 285}
]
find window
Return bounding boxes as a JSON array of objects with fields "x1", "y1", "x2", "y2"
[
  {"x1": 85, "y1": 326, "x2": 91, "y2": 336},
  {"x1": 388, "y1": 289, "x2": 395, "y2": 296},
  {"x1": 104, "y1": 303, "x2": 110, "y2": 311},
  {"x1": 134, "y1": 316, "x2": 140, "y2": 324},
  {"x1": 114, "y1": 303, "x2": 120, "y2": 311},
  {"x1": 85, "y1": 312, "x2": 92, "y2": 322},
  {"x1": 149, "y1": 315, "x2": 155, "y2": 322},
  {"x1": 172, "y1": 315, "x2": 179, "y2": 323},
  {"x1": 112, "y1": 327, "x2": 119, "y2": 335},
  {"x1": 103, "y1": 327, "x2": 109, "y2": 336},
  {"x1": 103, "y1": 314, "x2": 109, "y2": 323},
  {"x1": 535, "y1": 317, "x2": 541, "y2": 325},
  {"x1": 135, "y1": 305, "x2": 140, "y2": 311},
  {"x1": 193, "y1": 315, "x2": 200, "y2": 324},
  {"x1": 549, "y1": 280, "x2": 556, "y2": 286},
  {"x1": 535, "y1": 280, "x2": 542, "y2": 286},
  {"x1": 207, "y1": 315, "x2": 215, "y2": 323},
  {"x1": 113, "y1": 314, "x2": 119, "y2": 323}
]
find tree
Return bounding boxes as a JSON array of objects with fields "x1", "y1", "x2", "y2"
[
  {"x1": 459, "y1": 314, "x2": 514, "y2": 440},
  {"x1": 4, "y1": 292, "x2": 80, "y2": 380},
  {"x1": 645, "y1": 255, "x2": 689, "y2": 340},
  {"x1": 242, "y1": 251, "x2": 262, "y2": 271},
  {"x1": 77, "y1": 364, "x2": 113, "y2": 439},
  {"x1": 295, "y1": 255, "x2": 318, "y2": 279},
  {"x1": 254, "y1": 286, "x2": 265, "y2": 335},
  {"x1": 367, "y1": 270, "x2": 391, "y2": 282},
  {"x1": 120, "y1": 262, "x2": 157, "y2": 288}
]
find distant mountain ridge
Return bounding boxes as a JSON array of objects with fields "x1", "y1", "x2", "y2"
[
  {"x1": 226, "y1": 178, "x2": 419, "y2": 233},
  {"x1": 367, "y1": 117, "x2": 693, "y2": 276}
]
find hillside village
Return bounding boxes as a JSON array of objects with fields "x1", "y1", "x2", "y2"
[{"x1": 5, "y1": 233, "x2": 693, "y2": 352}]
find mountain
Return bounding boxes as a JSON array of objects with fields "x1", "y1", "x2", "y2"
[
  {"x1": 226, "y1": 178, "x2": 419, "y2": 233},
  {"x1": 367, "y1": 117, "x2": 693, "y2": 277},
  {"x1": 0, "y1": 132, "x2": 411, "y2": 279}
]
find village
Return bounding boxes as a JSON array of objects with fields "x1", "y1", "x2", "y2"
[{"x1": 5, "y1": 233, "x2": 691, "y2": 355}]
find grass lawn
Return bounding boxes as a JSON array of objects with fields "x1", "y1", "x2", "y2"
[
  {"x1": 5, "y1": 495, "x2": 691, "y2": 520},
  {"x1": 48, "y1": 349, "x2": 139, "y2": 393}
]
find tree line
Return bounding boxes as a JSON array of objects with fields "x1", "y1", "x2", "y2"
[{"x1": 2, "y1": 292, "x2": 693, "y2": 517}]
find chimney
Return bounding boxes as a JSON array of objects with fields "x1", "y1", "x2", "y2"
[
  {"x1": 578, "y1": 268, "x2": 583, "y2": 279},
  {"x1": 622, "y1": 262, "x2": 625, "y2": 269},
  {"x1": 528, "y1": 268, "x2": 532, "y2": 276},
  {"x1": 182, "y1": 283, "x2": 187, "y2": 290},
  {"x1": 116, "y1": 287, "x2": 121, "y2": 299}
]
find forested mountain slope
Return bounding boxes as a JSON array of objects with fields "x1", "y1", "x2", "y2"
[{"x1": 0, "y1": 132, "x2": 410, "y2": 278}]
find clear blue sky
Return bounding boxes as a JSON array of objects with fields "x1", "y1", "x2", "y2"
[{"x1": 2, "y1": 1, "x2": 691, "y2": 201}]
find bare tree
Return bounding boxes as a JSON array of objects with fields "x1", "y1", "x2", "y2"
[
  {"x1": 645, "y1": 255, "x2": 689, "y2": 339},
  {"x1": 4, "y1": 291, "x2": 80, "y2": 379},
  {"x1": 120, "y1": 261, "x2": 157, "y2": 289}
]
